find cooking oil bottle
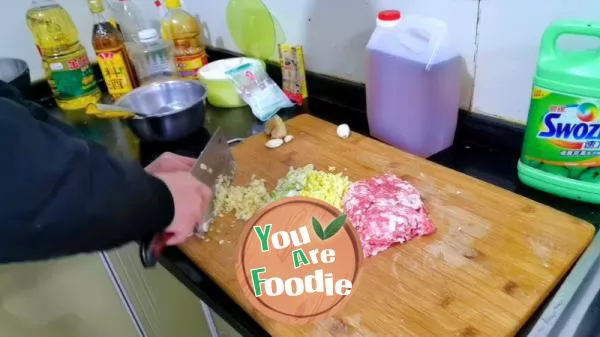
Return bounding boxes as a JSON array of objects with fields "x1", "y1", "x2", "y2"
[
  {"x1": 26, "y1": 0, "x2": 101, "y2": 111},
  {"x1": 88, "y1": 0, "x2": 137, "y2": 100},
  {"x1": 161, "y1": 0, "x2": 208, "y2": 79}
]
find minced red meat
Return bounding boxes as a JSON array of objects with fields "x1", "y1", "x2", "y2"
[{"x1": 343, "y1": 174, "x2": 435, "y2": 257}]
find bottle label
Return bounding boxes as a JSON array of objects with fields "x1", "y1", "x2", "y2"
[
  {"x1": 47, "y1": 54, "x2": 98, "y2": 100},
  {"x1": 521, "y1": 85, "x2": 600, "y2": 181},
  {"x1": 175, "y1": 53, "x2": 208, "y2": 79},
  {"x1": 97, "y1": 49, "x2": 134, "y2": 98}
]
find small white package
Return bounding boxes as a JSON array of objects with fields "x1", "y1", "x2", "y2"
[{"x1": 225, "y1": 62, "x2": 294, "y2": 121}]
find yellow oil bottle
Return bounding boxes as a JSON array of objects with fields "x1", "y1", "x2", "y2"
[
  {"x1": 88, "y1": 0, "x2": 138, "y2": 100},
  {"x1": 161, "y1": 0, "x2": 208, "y2": 79},
  {"x1": 26, "y1": 0, "x2": 101, "y2": 111}
]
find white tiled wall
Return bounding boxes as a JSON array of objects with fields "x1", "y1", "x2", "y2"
[
  {"x1": 3, "y1": 0, "x2": 600, "y2": 123},
  {"x1": 472, "y1": 0, "x2": 600, "y2": 122}
]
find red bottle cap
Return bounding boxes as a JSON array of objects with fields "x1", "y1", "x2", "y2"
[{"x1": 378, "y1": 10, "x2": 401, "y2": 21}]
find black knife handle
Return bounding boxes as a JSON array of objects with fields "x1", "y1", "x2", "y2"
[{"x1": 140, "y1": 232, "x2": 174, "y2": 268}]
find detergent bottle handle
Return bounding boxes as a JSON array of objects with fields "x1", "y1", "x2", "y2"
[{"x1": 540, "y1": 21, "x2": 600, "y2": 60}]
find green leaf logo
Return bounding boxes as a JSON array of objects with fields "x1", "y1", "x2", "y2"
[
  {"x1": 312, "y1": 214, "x2": 347, "y2": 240},
  {"x1": 312, "y1": 217, "x2": 325, "y2": 240}
]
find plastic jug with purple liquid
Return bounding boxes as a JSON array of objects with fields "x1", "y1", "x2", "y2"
[{"x1": 366, "y1": 10, "x2": 461, "y2": 157}]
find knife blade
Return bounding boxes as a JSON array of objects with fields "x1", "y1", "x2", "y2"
[{"x1": 191, "y1": 127, "x2": 236, "y2": 237}]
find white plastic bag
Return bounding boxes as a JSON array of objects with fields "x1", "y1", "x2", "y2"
[{"x1": 226, "y1": 62, "x2": 293, "y2": 121}]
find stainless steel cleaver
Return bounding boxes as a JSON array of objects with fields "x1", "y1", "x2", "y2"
[
  {"x1": 140, "y1": 127, "x2": 236, "y2": 268},
  {"x1": 191, "y1": 127, "x2": 236, "y2": 237}
]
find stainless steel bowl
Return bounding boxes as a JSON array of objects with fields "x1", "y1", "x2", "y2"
[
  {"x1": 116, "y1": 80, "x2": 208, "y2": 142},
  {"x1": 0, "y1": 58, "x2": 31, "y2": 95}
]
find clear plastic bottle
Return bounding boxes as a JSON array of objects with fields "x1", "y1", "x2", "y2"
[
  {"x1": 88, "y1": 0, "x2": 138, "y2": 100},
  {"x1": 106, "y1": 0, "x2": 149, "y2": 44},
  {"x1": 161, "y1": 0, "x2": 208, "y2": 79},
  {"x1": 26, "y1": 0, "x2": 101, "y2": 110},
  {"x1": 129, "y1": 28, "x2": 178, "y2": 84},
  {"x1": 366, "y1": 10, "x2": 461, "y2": 158},
  {"x1": 106, "y1": 0, "x2": 150, "y2": 75}
]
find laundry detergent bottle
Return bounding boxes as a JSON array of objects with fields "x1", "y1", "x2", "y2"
[{"x1": 518, "y1": 20, "x2": 600, "y2": 203}]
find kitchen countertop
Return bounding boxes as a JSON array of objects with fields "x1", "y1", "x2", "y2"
[{"x1": 48, "y1": 95, "x2": 599, "y2": 337}]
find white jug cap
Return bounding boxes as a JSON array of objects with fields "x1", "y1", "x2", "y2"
[
  {"x1": 138, "y1": 29, "x2": 159, "y2": 43},
  {"x1": 377, "y1": 10, "x2": 401, "y2": 27}
]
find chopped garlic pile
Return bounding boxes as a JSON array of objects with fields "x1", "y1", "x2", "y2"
[
  {"x1": 213, "y1": 175, "x2": 270, "y2": 221},
  {"x1": 213, "y1": 165, "x2": 351, "y2": 222}
]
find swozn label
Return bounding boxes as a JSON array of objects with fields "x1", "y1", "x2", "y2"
[{"x1": 521, "y1": 86, "x2": 600, "y2": 181}]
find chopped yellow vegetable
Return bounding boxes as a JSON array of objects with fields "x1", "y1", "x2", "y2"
[
  {"x1": 300, "y1": 170, "x2": 351, "y2": 210},
  {"x1": 213, "y1": 164, "x2": 351, "y2": 222}
]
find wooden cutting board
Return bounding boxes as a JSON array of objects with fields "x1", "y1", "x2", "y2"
[{"x1": 180, "y1": 114, "x2": 595, "y2": 337}]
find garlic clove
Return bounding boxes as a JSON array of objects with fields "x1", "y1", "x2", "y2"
[
  {"x1": 283, "y1": 135, "x2": 294, "y2": 143},
  {"x1": 337, "y1": 124, "x2": 351, "y2": 139},
  {"x1": 265, "y1": 138, "x2": 284, "y2": 148}
]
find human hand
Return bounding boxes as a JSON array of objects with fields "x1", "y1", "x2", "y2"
[
  {"x1": 154, "y1": 171, "x2": 213, "y2": 245},
  {"x1": 145, "y1": 152, "x2": 212, "y2": 245},
  {"x1": 145, "y1": 152, "x2": 197, "y2": 175}
]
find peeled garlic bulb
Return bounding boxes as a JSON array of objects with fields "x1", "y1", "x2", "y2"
[
  {"x1": 265, "y1": 115, "x2": 287, "y2": 139},
  {"x1": 337, "y1": 124, "x2": 350, "y2": 139}
]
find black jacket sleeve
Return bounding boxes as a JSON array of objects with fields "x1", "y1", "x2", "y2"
[{"x1": 0, "y1": 81, "x2": 174, "y2": 263}]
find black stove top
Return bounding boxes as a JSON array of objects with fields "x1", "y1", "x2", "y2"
[{"x1": 139, "y1": 127, "x2": 212, "y2": 166}]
